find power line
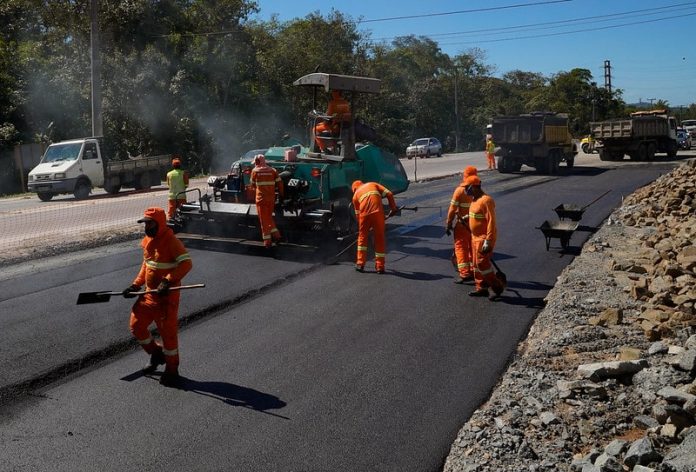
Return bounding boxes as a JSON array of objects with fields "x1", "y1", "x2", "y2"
[
  {"x1": 369, "y1": 2, "x2": 696, "y2": 40},
  {"x1": 435, "y1": 11, "x2": 696, "y2": 45},
  {"x1": 356, "y1": 0, "x2": 572, "y2": 24}
]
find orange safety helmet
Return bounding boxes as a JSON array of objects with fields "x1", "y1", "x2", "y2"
[
  {"x1": 351, "y1": 180, "x2": 364, "y2": 193},
  {"x1": 463, "y1": 175, "x2": 481, "y2": 187},
  {"x1": 463, "y1": 165, "x2": 478, "y2": 178}
]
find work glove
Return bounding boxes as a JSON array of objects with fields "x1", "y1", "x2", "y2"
[
  {"x1": 122, "y1": 284, "x2": 140, "y2": 299},
  {"x1": 481, "y1": 240, "x2": 491, "y2": 254},
  {"x1": 445, "y1": 224, "x2": 452, "y2": 236},
  {"x1": 157, "y1": 279, "x2": 171, "y2": 296},
  {"x1": 387, "y1": 208, "x2": 400, "y2": 218}
]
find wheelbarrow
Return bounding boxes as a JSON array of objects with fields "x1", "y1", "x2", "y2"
[
  {"x1": 553, "y1": 190, "x2": 611, "y2": 222},
  {"x1": 538, "y1": 220, "x2": 579, "y2": 251}
]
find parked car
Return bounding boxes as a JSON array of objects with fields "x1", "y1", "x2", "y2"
[
  {"x1": 406, "y1": 137, "x2": 442, "y2": 159},
  {"x1": 677, "y1": 128, "x2": 692, "y2": 150},
  {"x1": 681, "y1": 119, "x2": 696, "y2": 139}
]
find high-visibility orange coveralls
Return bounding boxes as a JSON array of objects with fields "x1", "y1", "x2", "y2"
[
  {"x1": 129, "y1": 207, "x2": 192, "y2": 376},
  {"x1": 166, "y1": 157, "x2": 189, "y2": 220},
  {"x1": 250, "y1": 155, "x2": 284, "y2": 247},
  {"x1": 446, "y1": 168, "x2": 477, "y2": 279},
  {"x1": 352, "y1": 180, "x2": 397, "y2": 273},
  {"x1": 314, "y1": 91, "x2": 351, "y2": 153},
  {"x1": 466, "y1": 178, "x2": 504, "y2": 293}
]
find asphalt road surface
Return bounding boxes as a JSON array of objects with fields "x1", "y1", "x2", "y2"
[{"x1": 0, "y1": 153, "x2": 690, "y2": 471}]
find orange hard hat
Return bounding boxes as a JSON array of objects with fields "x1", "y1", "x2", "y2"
[
  {"x1": 463, "y1": 175, "x2": 481, "y2": 187},
  {"x1": 463, "y1": 166, "x2": 478, "y2": 178}
]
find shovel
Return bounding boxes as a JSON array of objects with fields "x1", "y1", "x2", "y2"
[{"x1": 76, "y1": 283, "x2": 206, "y2": 305}]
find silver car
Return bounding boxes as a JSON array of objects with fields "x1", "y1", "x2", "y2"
[{"x1": 406, "y1": 137, "x2": 443, "y2": 159}]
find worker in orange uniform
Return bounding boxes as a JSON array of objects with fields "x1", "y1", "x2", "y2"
[
  {"x1": 446, "y1": 165, "x2": 478, "y2": 284},
  {"x1": 249, "y1": 154, "x2": 284, "y2": 247},
  {"x1": 314, "y1": 91, "x2": 351, "y2": 153},
  {"x1": 485, "y1": 137, "x2": 496, "y2": 170},
  {"x1": 351, "y1": 180, "x2": 398, "y2": 274},
  {"x1": 166, "y1": 156, "x2": 189, "y2": 221},
  {"x1": 122, "y1": 207, "x2": 192, "y2": 386},
  {"x1": 464, "y1": 175, "x2": 505, "y2": 300}
]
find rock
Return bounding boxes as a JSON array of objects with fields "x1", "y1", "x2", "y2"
[
  {"x1": 663, "y1": 404, "x2": 695, "y2": 430},
  {"x1": 634, "y1": 415, "x2": 660, "y2": 429},
  {"x1": 632, "y1": 466, "x2": 656, "y2": 472},
  {"x1": 577, "y1": 359, "x2": 648, "y2": 380},
  {"x1": 648, "y1": 341, "x2": 668, "y2": 355},
  {"x1": 594, "y1": 453, "x2": 621, "y2": 471},
  {"x1": 539, "y1": 411, "x2": 560, "y2": 426},
  {"x1": 672, "y1": 350, "x2": 696, "y2": 372},
  {"x1": 661, "y1": 427, "x2": 696, "y2": 471},
  {"x1": 623, "y1": 437, "x2": 661, "y2": 468},
  {"x1": 619, "y1": 347, "x2": 642, "y2": 360},
  {"x1": 657, "y1": 386, "x2": 696, "y2": 405}
]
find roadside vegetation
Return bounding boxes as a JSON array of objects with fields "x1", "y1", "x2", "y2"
[{"x1": 1, "y1": 0, "x2": 695, "y2": 195}]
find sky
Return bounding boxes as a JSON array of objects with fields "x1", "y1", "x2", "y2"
[{"x1": 251, "y1": 0, "x2": 696, "y2": 108}]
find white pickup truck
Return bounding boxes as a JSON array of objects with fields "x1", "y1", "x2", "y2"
[{"x1": 27, "y1": 138, "x2": 172, "y2": 201}]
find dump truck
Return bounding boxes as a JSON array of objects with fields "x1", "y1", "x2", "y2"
[
  {"x1": 591, "y1": 110, "x2": 678, "y2": 161},
  {"x1": 173, "y1": 73, "x2": 409, "y2": 241},
  {"x1": 491, "y1": 112, "x2": 577, "y2": 174},
  {"x1": 27, "y1": 138, "x2": 172, "y2": 201}
]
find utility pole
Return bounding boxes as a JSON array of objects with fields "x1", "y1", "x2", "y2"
[
  {"x1": 90, "y1": 0, "x2": 103, "y2": 137},
  {"x1": 603, "y1": 60, "x2": 612, "y2": 94},
  {"x1": 454, "y1": 69, "x2": 459, "y2": 153}
]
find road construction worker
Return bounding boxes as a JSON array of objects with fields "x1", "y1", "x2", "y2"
[
  {"x1": 486, "y1": 138, "x2": 496, "y2": 170},
  {"x1": 314, "y1": 91, "x2": 351, "y2": 154},
  {"x1": 446, "y1": 165, "x2": 478, "y2": 283},
  {"x1": 250, "y1": 154, "x2": 284, "y2": 247},
  {"x1": 464, "y1": 175, "x2": 505, "y2": 300},
  {"x1": 166, "y1": 156, "x2": 189, "y2": 221},
  {"x1": 352, "y1": 180, "x2": 398, "y2": 274},
  {"x1": 122, "y1": 207, "x2": 192, "y2": 386}
]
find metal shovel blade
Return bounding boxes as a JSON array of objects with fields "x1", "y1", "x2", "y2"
[{"x1": 76, "y1": 291, "x2": 123, "y2": 305}]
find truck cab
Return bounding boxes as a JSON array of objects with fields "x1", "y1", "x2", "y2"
[{"x1": 27, "y1": 138, "x2": 104, "y2": 201}]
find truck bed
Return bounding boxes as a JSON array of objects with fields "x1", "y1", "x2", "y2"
[
  {"x1": 592, "y1": 117, "x2": 671, "y2": 139},
  {"x1": 106, "y1": 154, "x2": 171, "y2": 172}
]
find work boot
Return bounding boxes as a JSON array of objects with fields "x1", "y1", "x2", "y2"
[
  {"x1": 142, "y1": 349, "x2": 165, "y2": 374},
  {"x1": 376, "y1": 267, "x2": 385, "y2": 274},
  {"x1": 159, "y1": 369, "x2": 181, "y2": 388},
  {"x1": 355, "y1": 264, "x2": 364, "y2": 272},
  {"x1": 468, "y1": 288, "x2": 489, "y2": 297},
  {"x1": 489, "y1": 284, "x2": 505, "y2": 301},
  {"x1": 453, "y1": 275, "x2": 474, "y2": 284}
]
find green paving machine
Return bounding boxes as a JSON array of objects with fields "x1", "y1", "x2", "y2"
[{"x1": 173, "y1": 73, "x2": 409, "y2": 243}]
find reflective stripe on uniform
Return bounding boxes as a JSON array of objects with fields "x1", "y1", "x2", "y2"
[
  {"x1": 381, "y1": 190, "x2": 391, "y2": 198},
  {"x1": 162, "y1": 347, "x2": 178, "y2": 356},
  {"x1": 255, "y1": 181, "x2": 276, "y2": 186},
  {"x1": 469, "y1": 212, "x2": 485, "y2": 219},
  {"x1": 358, "y1": 191, "x2": 381, "y2": 203},
  {"x1": 357, "y1": 245, "x2": 368, "y2": 252},
  {"x1": 145, "y1": 260, "x2": 178, "y2": 269},
  {"x1": 137, "y1": 336, "x2": 153, "y2": 345},
  {"x1": 457, "y1": 262, "x2": 472, "y2": 269},
  {"x1": 375, "y1": 252, "x2": 385, "y2": 258},
  {"x1": 176, "y1": 253, "x2": 191, "y2": 263},
  {"x1": 271, "y1": 228, "x2": 279, "y2": 233},
  {"x1": 479, "y1": 266, "x2": 494, "y2": 275}
]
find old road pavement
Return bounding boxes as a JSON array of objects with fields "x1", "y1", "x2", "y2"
[{"x1": 0, "y1": 152, "x2": 686, "y2": 471}]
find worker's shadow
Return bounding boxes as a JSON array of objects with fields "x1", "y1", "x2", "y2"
[
  {"x1": 122, "y1": 371, "x2": 288, "y2": 419},
  {"x1": 176, "y1": 377, "x2": 289, "y2": 419}
]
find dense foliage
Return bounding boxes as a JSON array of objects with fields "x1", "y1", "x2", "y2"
[{"x1": 0, "y1": 0, "x2": 693, "y2": 178}]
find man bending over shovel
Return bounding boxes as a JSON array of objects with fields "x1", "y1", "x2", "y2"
[{"x1": 122, "y1": 207, "x2": 192, "y2": 386}]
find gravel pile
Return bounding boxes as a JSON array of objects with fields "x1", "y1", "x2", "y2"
[{"x1": 444, "y1": 159, "x2": 696, "y2": 472}]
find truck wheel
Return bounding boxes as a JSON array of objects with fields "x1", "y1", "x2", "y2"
[
  {"x1": 135, "y1": 172, "x2": 151, "y2": 190},
  {"x1": 73, "y1": 181, "x2": 91, "y2": 200},
  {"x1": 566, "y1": 155, "x2": 575, "y2": 171},
  {"x1": 497, "y1": 156, "x2": 510, "y2": 173},
  {"x1": 581, "y1": 143, "x2": 589, "y2": 154},
  {"x1": 635, "y1": 143, "x2": 648, "y2": 161},
  {"x1": 105, "y1": 183, "x2": 121, "y2": 195},
  {"x1": 37, "y1": 192, "x2": 54, "y2": 202},
  {"x1": 646, "y1": 143, "x2": 656, "y2": 161},
  {"x1": 598, "y1": 149, "x2": 611, "y2": 161},
  {"x1": 666, "y1": 141, "x2": 678, "y2": 158}
]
